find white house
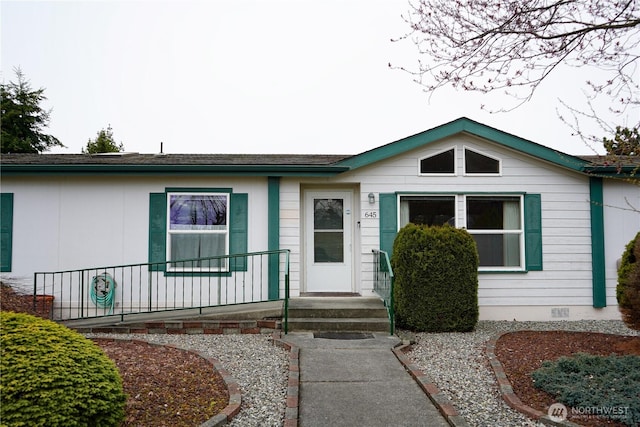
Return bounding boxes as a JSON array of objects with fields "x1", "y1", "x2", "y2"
[{"x1": 1, "y1": 118, "x2": 638, "y2": 321}]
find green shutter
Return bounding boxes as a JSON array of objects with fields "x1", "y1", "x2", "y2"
[
  {"x1": 267, "y1": 178, "x2": 280, "y2": 300},
  {"x1": 148, "y1": 193, "x2": 167, "y2": 271},
  {"x1": 229, "y1": 193, "x2": 248, "y2": 271},
  {"x1": 379, "y1": 193, "x2": 398, "y2": 257},
  {"x1": 1, "y1": 193, "x2": 14, "y2": 272},
  {"x1": 589, "y1": 177, "x2": 606, "y2": 308},
  {"x1": 524, "y1": 194, "x2": 543, "y2": 271}
]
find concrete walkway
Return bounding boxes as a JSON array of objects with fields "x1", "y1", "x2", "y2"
[{"x1": 282, "y1": 332, "x2": 451, "y2": 427}]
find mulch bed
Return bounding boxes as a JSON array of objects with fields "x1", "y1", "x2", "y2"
[{"x1": 495, "y1": 330, "x2": 640, "y2": 426}]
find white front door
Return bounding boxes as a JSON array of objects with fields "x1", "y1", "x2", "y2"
[{"x1": 304, "y1": 190, "x2": 353, "y2": 293}]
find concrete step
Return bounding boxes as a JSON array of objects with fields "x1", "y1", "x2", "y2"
[
  {"x1": 287, "y1": 307, "x2": 388, "y2": 319},
  {"x1": 286, "y1": 317, "x2": 390, "y2": 332},
  {"x1": 285, "y1": 297, "x2": 391, "y2": 332}
]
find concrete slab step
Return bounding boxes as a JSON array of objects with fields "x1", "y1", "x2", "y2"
[
  {"x1": 286, "y1": 317, "x2": 390, "y2": 332},
  {"x1": 287, "y1": 307, "x2": 388, "y2": 319}
]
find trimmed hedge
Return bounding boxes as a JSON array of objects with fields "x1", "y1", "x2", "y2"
[
  {"x1": 0, "y1": 312, "x2": 126, "y2": 427},
  {"x1": 391, "y1": 223, "x2": 479, "y2": 332},
  {"x1": 532, "y1": 352, "x2": 640, "y2": 426},
  {"x1": 617, "y1": 231, "x2": 640, "y2": 330}
]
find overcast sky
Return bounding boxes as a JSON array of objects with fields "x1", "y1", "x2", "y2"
[{"x1": 2, "y1": 0, "x2": 634, "y2": 155}]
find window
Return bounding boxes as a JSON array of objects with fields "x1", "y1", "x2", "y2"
[
  {"x1": 465, "y1": 196, "x2": 522, "y2": 268},
  {"x1": 419, "y1": 148, "x2": 455, "y2": 175},
  {"x1": 399, "y1": 196, "x2": 455, "y2": 227},
  {"x1": 148, "y1": 190, "x2": 248, "y2": 274},
  {"x1": 168, "y1": 193, "x2": 229, "y2": 270},
  {"x1": 396, "y1": 194, "x2": 526, "y2": 270},
  {"x1": 464, "y1": 148, "x2": 500, "y2": 174},
  {"x1": 313, "y1": 198, "x2": 344, "y2": 262}
]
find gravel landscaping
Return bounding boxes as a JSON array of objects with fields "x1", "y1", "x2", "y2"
[
  {"x1": 3, "y1": 284, "x2": 638, "y2": 426},
  {"x1": 88, "y1": 333, "x2": 289, "y2": 427},
  {"x1": 402, "y1": 320, "x2": 639, "y2": 427}
]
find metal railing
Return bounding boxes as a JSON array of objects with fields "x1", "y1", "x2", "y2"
[
  {"x1": 372, "y1": 249, "x2": 395, "y2": 334},
  {"x1": 33, "y1": 249, "x2": 290, "y2": 321}
]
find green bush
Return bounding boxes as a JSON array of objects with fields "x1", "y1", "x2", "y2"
[
  {"x1": 0, "y1": 312, "x2": 126, "y2": 427},
  {"x1": 532, "y1": 352, "x2": 640, "y2": 426},
  {"x1": 391, "y1": 223, "x2": 479, "y2": 332},
  {"x1": 617, "y1": 232, "x2": 640, "y2": 330}
]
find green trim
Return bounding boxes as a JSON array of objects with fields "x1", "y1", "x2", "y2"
[
  {"x1": 379, "y1": 193, "x2": 398, "y2": 258},
  {"x1": 148, "y1": 193, "x2": 167, "y2": 272},
  {"x1": 166, "y1": 187, "x2": 233, "y2": 193},
  {"x1": 148, "y1": 190, "x2": 249, "y2": 274},
  {"x1": 267, "y1": 177, "x2": 280, "y2": 300},
  {"x1": 336, "y1": 117, "x2": 588, "y2": 172},
  {"x1": 397, "y1": 191, "x2": 525, "y2": 195},
  {"x1": 524, "y1": 194, "x2": 543, "y2": 271},
  {"x1": 229, "y1": 193, "x2": 249, "y2": 271},
  {"x1": 479, "y1": 270, "x2": 527, "y2": 274},
  {"x1": 589, "y1": 177, "x2": 607, "y2": 308},
  {"x1": 0, "y1": 193, "x2": 14, "y2": 272}
]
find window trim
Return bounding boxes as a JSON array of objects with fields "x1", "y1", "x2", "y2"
[
  {"x1": 463, "y1": 146, "x2": 502, "y2": 176},
  {"x1": 166, "y1": 191, "x2": 231, "y2": 273},
  {"x1": 398, "y1": 194, "x2": 458, "y2": 228},
  {"x1": 396, "y1": 192, "x2": 526, "y2": 272},
  {"x1": 463, "y1": 194, "x2": 525, "y2": 272},
  {"x1": 418, "y1": 146, "x2": 457, "y2": 176},
  {"x1": 149, "y1": 188, "x2": 248, "y2": 277}
]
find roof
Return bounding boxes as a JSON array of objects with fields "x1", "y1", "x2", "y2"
[
  {"x1": 0, "y1": 153, "x2": 351, "y2": 165},
  {"x1": 1, "y1": 118, "x2": 636, "y2": 177},
  {"x1": 0, "y1": 153, "x2": 352, "y2": 176}
]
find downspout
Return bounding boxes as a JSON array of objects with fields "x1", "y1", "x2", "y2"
[
  {"x1": 589, "y1": 177, "x2": 606, "y2": 308},
  {"x1": 267, "y1": 177, "x2": 280, "y2": 300}
]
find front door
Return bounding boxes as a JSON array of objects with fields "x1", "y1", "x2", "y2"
[{"x1": 304, "y1": 190, "x2": 353, "y2": 293}]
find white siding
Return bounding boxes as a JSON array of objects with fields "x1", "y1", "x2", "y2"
[
  {"x1": 603, "y1": 179, "x2": 640, "y2": 307},
  {"x1": 2, "y1": 175, "x2": 270, "y2": 286},
  {"x1": 303, "y1": 134, "x2": 620, "y2": 318}
]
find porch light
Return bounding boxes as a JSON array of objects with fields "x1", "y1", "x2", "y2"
[{"x1": 368, "y1": 192, "x2": 375, "y2": 204}]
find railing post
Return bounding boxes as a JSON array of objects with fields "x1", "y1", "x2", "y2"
[{"x1": 284, "y1": 250, "x2": 290, "y2": 334}]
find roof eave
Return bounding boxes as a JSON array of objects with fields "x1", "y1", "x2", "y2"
[{"x1": 335, "y1": 117, "x2": 589, "y2": 172}]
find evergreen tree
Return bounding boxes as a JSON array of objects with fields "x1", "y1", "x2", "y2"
[
  {"x1": 1, "y1": 67, "x2": 63, "y2": 153},
  {"x1": 603, "y1": 126, "x2": 640, "y2": 157},
  {"x1": 83, "y1": 125, "x2": 124, "y2": 154}
]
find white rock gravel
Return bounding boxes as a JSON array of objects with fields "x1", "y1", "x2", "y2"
[
  {"x1": 401, "y1": 320, "x2": 639, "y2": 427},
  {"x1": 89, "y1": 320, "x2": 638, "y2": 427},
  {"x1": 86, "y1": 333, "x2": 288, "y2": 427}
]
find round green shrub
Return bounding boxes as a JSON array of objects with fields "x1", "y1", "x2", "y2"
[
  {"x1": 391, "y1": 223, "x2": 479, "y2": 332},
  {"x1": 617, "y1": 232, "x2": 638, "y2": 308},
  {"x1": 0, "y1": 312, "x2": 126, "y2": 427},
  {"x1": 617, "y1": 231, "x2": 640, "y2": 330}
]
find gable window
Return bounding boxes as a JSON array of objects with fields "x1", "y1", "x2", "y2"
[
  {"x1": 464, "y1": 148, "x2": 500, "y2": 174},
  {"x1": 399, "y1": 196, "x2": 455, "y2": 227},
  {"x1": 465, "y1": 196, "x2": 522, "y2": 268},
  {"x1": 419, "y1": 148, "x2": 455, "y2": 175},
  {"x1": 168, "y1": 193, "x2": 229, "y2": 270}
]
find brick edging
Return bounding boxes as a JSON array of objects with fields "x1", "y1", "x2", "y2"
[
  {"x1": 93, "y1": 337, "x2": 242, "y2": 427},
  {"x1": 485, "y1": 333, "x2": 583, "y2": 427},
  {"x1": 272, "y1": 332, "x2": 300, "y2": 427},
  {"x1": 392, "y1": 343, "x2": 469, "y2": 427},
  {"x1": 75, "y1": 319, "x2": 280, "y2": 335}
]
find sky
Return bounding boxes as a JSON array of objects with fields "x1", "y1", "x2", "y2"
[{"x1": 1, "y1": 0, "x2": 636, "y2": 155}]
